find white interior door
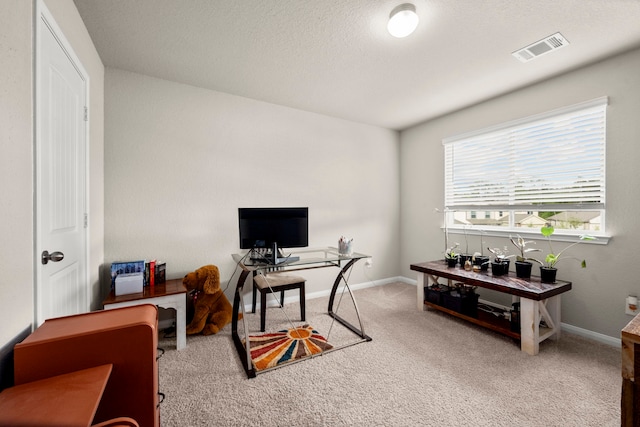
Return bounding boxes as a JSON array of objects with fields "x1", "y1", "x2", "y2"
[{"x1": 35, "y1": 3, "x2": 89, "y2": 325}]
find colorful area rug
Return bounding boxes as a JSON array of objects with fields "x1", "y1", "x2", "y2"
[{"x1": 245, "y1": 325, "x2": 333, "y2": 371}]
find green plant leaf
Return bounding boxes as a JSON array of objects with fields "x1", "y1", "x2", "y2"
[
  {"x1": 541, "y1": 225, "x2": 555, "y2": 237},
  {"x1": 545, "y1": 253, "x2": 558, "y2": 266}
]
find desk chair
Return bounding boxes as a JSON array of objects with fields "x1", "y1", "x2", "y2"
[{"x1": 252, "y1": 273, "x2": 306, "y2": 332}]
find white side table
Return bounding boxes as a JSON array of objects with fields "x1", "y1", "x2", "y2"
[{"x1": 103, "y1": 278, "x2": 187, "y2": 350}]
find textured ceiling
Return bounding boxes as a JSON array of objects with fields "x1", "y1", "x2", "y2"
[{"x1": 73, "y1": 0, "x2": 640, "y2": 130}]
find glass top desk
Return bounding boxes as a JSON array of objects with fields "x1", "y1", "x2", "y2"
[{"x1": 231, "y1": 247, "x2": 372, "y2": 378}]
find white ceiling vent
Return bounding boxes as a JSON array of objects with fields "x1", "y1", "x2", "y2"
[{"x1": 512, "y1": 32, "x2": 569, "y2": 63}]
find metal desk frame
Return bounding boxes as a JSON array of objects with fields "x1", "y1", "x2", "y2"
[{"x1": 231, "y1": 247, "x2": 372, "y2": 378}]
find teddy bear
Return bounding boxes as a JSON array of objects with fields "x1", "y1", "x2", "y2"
[{"x1": 183, "y1": 264, "x2": 240, "y2": 335}]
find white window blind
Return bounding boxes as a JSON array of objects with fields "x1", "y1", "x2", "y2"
[{"x1": 443, "y1": 97, "x2": 607, "y2": 211}]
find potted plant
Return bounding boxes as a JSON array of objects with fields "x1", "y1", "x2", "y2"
[
  {"x1": 473, "y1": 229, "x2": 490, "y2": 271},
  {"x1": 487, "y1": 246, "x2": 512, "y2": 276},
  {"x1": 510, "y1": 235, "x2": 541, "y2": 279},
  {"x1": 458, "y1": 225, "x2": 473, "y2": 268},
  {"x1": 534, "y1": 224, "x2": 597, "y2": 283},
  {"x1": 471, "y1": 252, "x2": 490, "y2": 271},
  {"x1": 435, "y1": 207, "x2": 452, "y2": 263},
  {"x1": 445, "y1": 242, "x2": 459, "y2": 267}
]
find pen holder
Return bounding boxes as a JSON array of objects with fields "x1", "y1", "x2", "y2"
[{"x1": 338, "y1": 239, "x2": 353, "y2": 256}]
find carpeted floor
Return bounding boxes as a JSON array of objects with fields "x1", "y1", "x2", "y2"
[{"x1": 158, "y1": 282, "x2": 621, "y2": 426}]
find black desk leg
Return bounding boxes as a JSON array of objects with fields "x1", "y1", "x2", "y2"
[{"x1": 231, "y1": 269, "x2": 256, "y2": 378}]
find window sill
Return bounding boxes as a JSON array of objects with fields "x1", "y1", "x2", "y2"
[{"x1": 444, "y1": 226, "x2": 610, "y2": 246}]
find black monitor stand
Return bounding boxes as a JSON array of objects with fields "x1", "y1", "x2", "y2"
[
  {"x1": 249, "y1": 243, "x2": 301, "y2": 265},
  {"x1": 268, "y1": 243, "x2": 299, "y2": 265}
]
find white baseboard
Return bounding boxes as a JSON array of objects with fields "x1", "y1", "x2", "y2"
[
  {"x1": 305, "y1": 276, "x2": 406, "y2": 301},
  {"x1": 560, "y1": 322, "x2": 620, "y2": 347},
  {"x1": 401, "y1": 276, "x2": 418, "y2": 286},
  {"x1": 244, "y1": 276, "x2": 405, "y2": 312}
]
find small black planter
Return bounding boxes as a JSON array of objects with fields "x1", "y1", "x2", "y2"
[
  {"x1": 491, "y1": 260, "x2": 510, "y2": 276},
  {"x1": 473, "y1": 255, "x2": 490, "y2": 271},
  {"x1": 540, "y1": 266, "x2": 557, "y2": 283},
  {"x1": 515, "y1": 261, "x2": 533, "y2": 279},
  {"x1": 459, "y1": 254, "x2": 472, "y2": 267},
  {"x1": 446, "y1": 257, "x2": 458, "y2": 267}
]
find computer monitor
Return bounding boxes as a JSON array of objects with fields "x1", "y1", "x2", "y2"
[{"x1": 238, "y1": 207, "x2": 308, "y2": 264}]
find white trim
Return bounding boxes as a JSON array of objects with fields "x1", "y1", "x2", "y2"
[
  {"x1": 445, "y1": 226, "x2": 611, "y2": 246},
  {"x1": 560, "y1": 322, "x2": 620, "y2": 348},
  {"x1": 35, "y1": 0, "x2": 91, "y2": 325},
  {"x1": 246, "y1": 276, "x2": 407, "y2": 311}
]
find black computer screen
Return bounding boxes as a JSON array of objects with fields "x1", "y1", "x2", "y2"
[{"x1": 238, "y1": 207, "x2": 309, "y2": 250}]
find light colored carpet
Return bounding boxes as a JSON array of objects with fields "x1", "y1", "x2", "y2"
[{"x1": 158, "y1": 282, "x2": 620, "y2": 426}]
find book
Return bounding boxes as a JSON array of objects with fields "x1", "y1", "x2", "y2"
[
  {"x1": 149, "y1": 260, "x2": 156, "y2": 287},
  {"x1": 155, "y1": 262, "x2": 166, "y2": 284},
  {"x1": 142, "y1": 260, "x2": 166, "y2": 286}
]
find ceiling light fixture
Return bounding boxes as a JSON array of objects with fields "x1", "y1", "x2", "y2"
[{"x1": 387, "y1": 3, "x2": 419, "y2": 38}]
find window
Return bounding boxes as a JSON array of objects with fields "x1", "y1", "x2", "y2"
[{"x1": 443, "y1": 97, "x2": 607, "y2": 235}]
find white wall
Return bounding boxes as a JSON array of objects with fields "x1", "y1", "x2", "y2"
[
  {"x1": 0, "y1": 0, "x2": 104, "y2": 349},
  {"x1": 400, "y1": 47, "x2": 640, "y2": 339},
  {"x1": 104, "y1": 69, "x2": 400, "y2": 301},
  {"x1": 0, "y1": 0, "x2": 34, "y2": 347}
]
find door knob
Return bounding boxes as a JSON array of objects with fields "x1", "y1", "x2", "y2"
[{"x1": 41, "y1": 250, "x2": 64, "y2": 265}]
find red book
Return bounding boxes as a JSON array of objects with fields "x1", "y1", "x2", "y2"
[{"x1": 149, "y1": 260, "x2": 156, "y2": 287}]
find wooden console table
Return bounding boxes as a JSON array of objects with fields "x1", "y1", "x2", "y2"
[
  {"x1": 103, "y1": 278, "x2": 187, "y2": 350},
  {"x1": 410, "y1": 260, "x2": 572, "y2": 355}
]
